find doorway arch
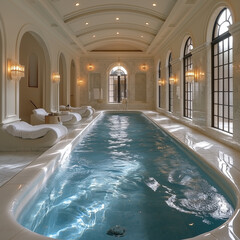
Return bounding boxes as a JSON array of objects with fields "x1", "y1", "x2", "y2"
[
  {"x1": 108, "y1": 65, "x2": 128, "y2": 103},
  {"x1": 19, "y1": 31, "x2": 50, "y2": 123}
]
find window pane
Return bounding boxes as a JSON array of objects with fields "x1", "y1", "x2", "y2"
[
  {"x1": 224, "y1": 51, "x2": 228, "y2": 63},
  {"x1": 214, "y1": 56, "x2": 218, "y2": 66},
  {"x1": 219, "y1": 92, "x2": 223, "y2": 104},
  {"x1": 219, "y1": 53, "x2": 223, "y2": 65},
  {"x1": 224, "y1": 106, "x2": 228, "y2": 118},
  {"x1": 223, "y1": 38, "x2": 229, "y2": 51},
  {"x1": 229, "y1": 64, "x2": 233, "y2": 77},
  {"x1": 219, "y1": 42, "x2": 223, "y2": 53},
  {"x1": 229, "y1": 36, "x2": 233, "y2": 48},
  {"x1": 219, "y1": 66, "x2": 223, "y2": 78},
  {"x1": 224, "y1": 65, "x2": 229, "y2": 78},
  {"x1": 219, "y1": 79, "x2": 223, "y2": 91}
]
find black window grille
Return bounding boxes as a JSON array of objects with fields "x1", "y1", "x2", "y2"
[
  {"x1": 109, "y1": 66, "x2": 127, "y2": 103},
  {"x1": 183, "y1": 37, "x2": 193, "y2": 119},
  {"x1": 212, "y1": 8, "x2": 233, "y2": 134}
]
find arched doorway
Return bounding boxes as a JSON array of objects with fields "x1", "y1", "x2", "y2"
[
  {"x1": 19, "y1": 32, "x2": 49, "y2": 123},
  {"x1": 108, "y1": 65, "x2": 127, "y2": 103},
  {"x1": 59, "y1": 53, "x2": 67, "y2": 106}
]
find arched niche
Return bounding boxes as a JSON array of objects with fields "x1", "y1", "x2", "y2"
[
  {"x1": 19, "y1": 31, "x2": 50, "y2": 123},
  {"x1": 59, "y1": 53, "x2": 67, "y2": 106},
  {"x1": 70, "y1": 60, "x2": 76, "y2": 106}
]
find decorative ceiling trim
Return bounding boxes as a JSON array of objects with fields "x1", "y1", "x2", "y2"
[
  {"x1": 64, "y1": 4, "x2": 167, "y2": 23},
  {"x1": 90, "y1": 50, "x2": 143, "y2": 52},
  {"x1": 84, "y1": 38, "x2": 148, "y2": 52},
  {"x1": 84, "y1": 37, "x2": 149, "y2": 48},
  {"x1": 76, "y1": 23, "x2": 157, "y2": 37}
]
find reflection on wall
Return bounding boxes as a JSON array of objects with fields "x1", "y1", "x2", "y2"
[
  {"x1": 0, "y1": 32, "x2": 2, "y2": 122},
  {"x1": 19, "y1": 32, "x2": 44, "y2": 123},
  {"x1": 89, "y1": 73, "x2": 102, "y2": 101},
  {"x1": 28, "y1": 53, "x2": 38, "y2": 88},
  {"x1": 135, "y1": 72, "x2": 146, "y2": 102},
  {"x1": 59, "y1": 54, "x2": 66, "y2": 106},
  {"x1": 70, "y1": 60, "x2": 76, "y2": 106}
]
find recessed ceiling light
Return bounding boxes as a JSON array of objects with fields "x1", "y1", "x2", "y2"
[
  {"x1": 116, "y1": 17, "x2": 120, "y2": 21},
  {"x1": 85, "y1": 22, "x2": 89, "y2": 25},
  {"x1": 146, "y1": 22, "x2": 149, "y2": 25},
  {"x1": 93, "y1": 35, "x2": 96, "y2": 38},
  {"x1": 116, "y1": 32, "x2": 120, "y2": 35},
  {"x1": 153, "y1": 3, "x2": 157, "y2": 7},
  {"x1": 75, "y1": 2, "x2": 79, "y2": 6},
  {"x1": 141, "y1": 35, "x2": 143, "y2": 38}
]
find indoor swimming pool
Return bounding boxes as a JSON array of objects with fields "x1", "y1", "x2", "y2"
[{"x1": 17, "y1": 112, "x2": 234, "y2": 240}]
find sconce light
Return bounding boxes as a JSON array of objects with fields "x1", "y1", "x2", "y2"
[
  {"x1": 77, "y1": 77, "x2": 84, "y2": 86},
  {"x1": 195, "y1": 70, "x2": 205, "y2": 82},
  {"x1": 8, "y1": 60, "x2": 25, "y2": 81},
  {"x1": 87, "y1": 63, "x2": 94, "y2": 71},
  {"x1": 169, "y1": 76, "x2": 176, "y2": 85},
  {"x1": 52, "y1": 72, "x2": 61, "y2": 83},
  {"x1": 158, "y1": 79, "x2": 165, "y2": 86},
  {"x1": 185, "y1": 70, "x2": 195, "y2": 83},
  {"x1": 140, "y1": 63, "x2": 148, "y2": 71}
]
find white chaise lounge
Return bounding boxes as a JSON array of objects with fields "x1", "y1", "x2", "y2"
[
  {"x1": 31, "y1": 108, "x2": 82, "y2": 125},
  {"x1": 0, "y1": 121, "x2": 68, "y2": 151},
  {"x1": 59, "y1": 105, "x2": 95, "y2": 118}
]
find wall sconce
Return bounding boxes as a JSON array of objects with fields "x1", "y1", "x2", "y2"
[
  {"x1": 169, "y1": 76, "x2": 176, "y2": 85},
  {"x1": 185, "y1": 70, "x2": 195, "y2": 83},
  {"x1": 77, "y1": 78, "x2": 84, "y2": 86},
  {"x1": 52, "y1": 72, "x2": 61, "y2": 83},
  {"x1": 87, "y1": 63, "x2": 94, "y2": 71},
  {"x1": 8, "y1": 60, "x2": 25, "y2": 81},
  {"x1": 158, "y1": 79, "x2": 165, "y2": 86},
  {"x1": 195, "y1": 70, "x2": 205, "y2": 82},
  {"x1": 140, "y1": 63, "x2": 148, "y2": 71}
]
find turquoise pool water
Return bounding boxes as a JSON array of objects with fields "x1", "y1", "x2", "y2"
[{"x1": 18, "y1": 112, "x2": 234, "y2": 240}]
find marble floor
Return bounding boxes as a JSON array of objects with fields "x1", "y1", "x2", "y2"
[{"x1": 0, "y1": 152, "x2": 41, "y2": 187}]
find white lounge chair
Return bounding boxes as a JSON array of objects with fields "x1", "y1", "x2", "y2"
[
  {"x1": 59, "y1": 105, "x2": 95, "y2": 118},
  {"x1": 0, "y1": 121, "x2": 68, "y2": 151},
  {"x1": 30, "y1": 108, "x2": 82, "y2": 125}
]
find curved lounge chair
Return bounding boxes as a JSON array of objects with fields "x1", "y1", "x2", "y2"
[
  {"x1": 0, "y1": 121, "x2": 68, "y2": 151},
  {"x1": 30, "y1": 108, "x2": 81, "y2": 125},
  {"x1": 59, "y1": 105, "x2": 95, "y2": 118}
]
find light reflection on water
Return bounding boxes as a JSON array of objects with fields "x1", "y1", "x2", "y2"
[{"x1": 18, "y1": 113, "x2": 234, "y2": 240}]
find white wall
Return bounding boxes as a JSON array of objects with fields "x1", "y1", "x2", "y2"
[
  {"x1": 78, "y1": 56, "x2": 154, "y2": 110},
  {"x1": 153, "y1": 0, "x2": 240, "y2": 149},
  {"x1": 0, "y1": 0, "x2": 78, "y2": 124}
]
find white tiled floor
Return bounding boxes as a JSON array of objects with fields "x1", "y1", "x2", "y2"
[{"x1": 0, "y1": 152, "x2": 42, "y2": 187}]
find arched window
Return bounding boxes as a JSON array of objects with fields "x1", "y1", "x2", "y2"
[
  {"x1": 168, "y1": 53, "x2": 173, "y2": 112},
  {"x1": 109, "y1": 65, "x2": 127, "y2": 103},
  {"x1": 183, "y1": 37, "x2": 193, "y2": 119},
  {"x1": 158, "y1": 61, "x2": 161, "y2": 108},
  {"x1": 212, "y1": 8, "x2": 233, "y2": 133}
]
